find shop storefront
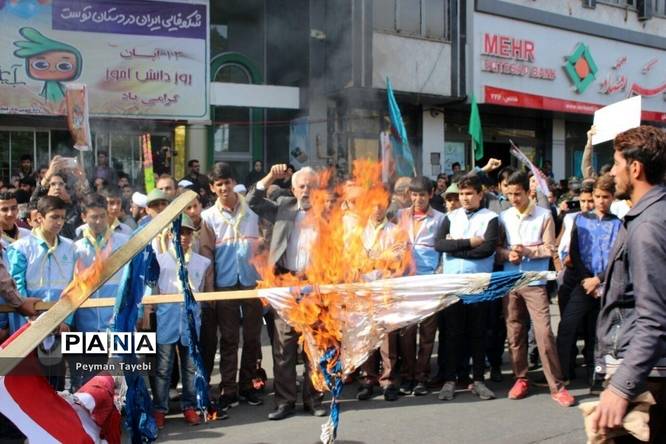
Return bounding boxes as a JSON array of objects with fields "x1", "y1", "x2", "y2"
[
  {"x1": 0, "y1": 0, "x2": 209, "y2": 187},
  {"x1": 470, "y1": 12, "x2": 666, "y2": 179}
]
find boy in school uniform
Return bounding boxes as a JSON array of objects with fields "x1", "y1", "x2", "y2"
[
  {"x1": 496, "y1": 172, "x2": 575, "y2": 407},
  {"x1": 152, "y1": 214, "x2": 213, "y2": 428},
  {"x1": 355, "y1": 191, "x2": 409, "y2": 402},
  {"x1": 396, "y1": 176, "x2": 446, "y2": 396},
  {"x1": 435, "y1": 175, "x2": 498, "y2": 401},
  {"x1": 71, "y1": 193, "x2": 130, "y2": 388},
  {"x1": 201, "y1": 163, "x2": 263, "y2": 411},
  {"x1": 0, "y1": 191, "x2": 39, "y2": 338},
  {"x1": 7, "y1": 196, "x2": 76, "y2": 389}
]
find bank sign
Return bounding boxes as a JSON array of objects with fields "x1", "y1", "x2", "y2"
[
  {"x1": 0, "y1": 0, "x2": 209, "y2": 120},
  {"x1": 473, "y1": 13, "x2": 666, "y2": 122}
]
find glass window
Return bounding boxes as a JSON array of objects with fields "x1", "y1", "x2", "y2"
[
  {"x1": 10, "y1": 131, "x2": 34, "y2": 182},
  {"x1": 215, "y1": 63, "x2": 251, "y2": 83},
  {"x1": 373, "y1": 0, "x2": 396, "y2": 31},
  {"x1": 110, "y1": 133, "x2": 134, "y2": 185},
  {"x1": 51, "y1": 130, "x2": 77, "y2": 159},
  {"x1": 374, "y1": 0, "x2": 449, "y2": 41},
  {"x1": 0, "y1": 132, "x2": 9, "y2": 182},
  {"x1": 424, "y1": 0, "x2": 446, "y2": 40},
  {"x1": 36, "y1": 132, "x2": 50, "y2": 172},
  {"x1": 397, "y1": 0, "x2": 421, "y2": 35},
  {"x1": 214, "y1": 106, "x2": 251, "y2": 154}
]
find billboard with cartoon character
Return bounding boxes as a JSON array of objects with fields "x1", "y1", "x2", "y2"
[{"x1": 0, "y1": 0, "x2": 209, "y2": 119}]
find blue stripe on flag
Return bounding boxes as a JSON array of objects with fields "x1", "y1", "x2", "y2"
[{"x1": 460, "y1": 271, "x2": 525, "y2": 304}]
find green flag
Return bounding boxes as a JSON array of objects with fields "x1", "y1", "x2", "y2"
[{"x1": 468, "y1": 94, "x2": 484, "y2": 161}]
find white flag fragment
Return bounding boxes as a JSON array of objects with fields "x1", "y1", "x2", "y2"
[{"x1": 259, "y1": 270, "x2": 553, "y2": 380}]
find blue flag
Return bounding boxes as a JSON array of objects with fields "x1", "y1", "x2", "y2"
[
  {"x1": 386, "y1": 78, "x2": 416, "y2": 177},
  {"x1": 113, "y1": 219, "x2": 159, "y2": 443}
]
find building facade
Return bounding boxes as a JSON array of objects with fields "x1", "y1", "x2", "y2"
[{"x1": 1, "y1": 0, "x2": 665, "y2": 186}]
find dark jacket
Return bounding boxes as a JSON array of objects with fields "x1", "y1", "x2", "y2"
[{"x1": 596, "y1": 185, "x2": 666, "y2": 399}]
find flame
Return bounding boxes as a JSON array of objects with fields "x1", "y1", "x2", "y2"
[
  {"x1": 61, "y1": 242, "x2": 112, "y2": 306},
  {"x1": 255, "y1": 160, "x2": 412, "y2": 391}
]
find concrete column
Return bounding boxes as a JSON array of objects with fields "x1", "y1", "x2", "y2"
[
  {"x1": 551, "y1": 118, "x2": 566, "y2": 181},
  {"x1": 422, "y1": 109, "x2": 445, "y2": 178},
  {"x1": 186, "y1": 124, "x2": 210, "y2": 171}
]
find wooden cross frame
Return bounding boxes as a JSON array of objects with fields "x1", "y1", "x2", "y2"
[{"x1": 0, "y1": 190, "x2": 198, "y2": 373}]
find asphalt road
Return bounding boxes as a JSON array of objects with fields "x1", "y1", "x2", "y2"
[{"x1": 157, "y1": 304, "x2": 592, "y2": 444}]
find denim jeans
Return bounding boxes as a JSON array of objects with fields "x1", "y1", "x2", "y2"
[{"x1": 153, "y1": 342, "x2": 196, "y2": 412}]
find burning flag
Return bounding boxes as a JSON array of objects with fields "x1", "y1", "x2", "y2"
[{"x1": 253, "y1": 160, "x2": 552, "y2": 443}]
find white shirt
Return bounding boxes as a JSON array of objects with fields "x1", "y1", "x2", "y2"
[{"x1": 282, "y1": 208, "x2": 317, "y2": 273}]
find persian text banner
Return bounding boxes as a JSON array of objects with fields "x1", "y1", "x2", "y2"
[{"x1": 0, "y1": 0, "x2": 209, "y2": 120}]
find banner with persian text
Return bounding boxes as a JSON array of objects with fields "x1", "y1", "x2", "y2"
[{"x1": 0, "y1": 0, "x2": 209, "y2": 120}]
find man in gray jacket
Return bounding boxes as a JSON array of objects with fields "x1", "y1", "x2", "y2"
[
  {"x1": 592, "y1": 126, "x2": 666, "y2": 440},
  {"x1": 247, "y1": 164, "x2": 325, "y2": 421}
]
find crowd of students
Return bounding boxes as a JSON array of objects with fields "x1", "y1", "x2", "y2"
[{"x1": 0, "y1": 125, "x2": 664, "y2": 441}]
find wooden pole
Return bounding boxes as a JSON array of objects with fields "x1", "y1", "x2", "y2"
[
  {"x1": 0, "y1": 190, "x2": 198, "y2": 370},
  {"x1": 0, "y1": 288, "x2": 261, "y2": 312}
]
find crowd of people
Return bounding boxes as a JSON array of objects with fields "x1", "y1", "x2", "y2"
[{"x1": 0, "y1": 125, "x2": 664, "y2": 441}]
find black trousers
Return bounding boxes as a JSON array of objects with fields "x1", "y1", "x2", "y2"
[
  {"x1": 556, "y1": 285, "x2": 599, "y2": 380},
  {"x1": 485, "y1": 298, "x2": 506, "y2": 370},
  {"x1": 442, "y1": 301, "x2": 488, "y2": 382}
]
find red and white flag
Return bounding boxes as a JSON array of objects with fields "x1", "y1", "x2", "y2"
[{"x1": 0, "y1": 325, "x2": 120, "y2": 444}]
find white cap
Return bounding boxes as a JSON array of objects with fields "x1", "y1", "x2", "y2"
[
  {"x1": 132, "y1": 192, "x2": 148, "y2": 208},
  {"x1": 233, "y1": 184, "x2": 247, "y2": 194},
  {"x1": 178, "y1": 179, "x2": 194, "y2": 188}
]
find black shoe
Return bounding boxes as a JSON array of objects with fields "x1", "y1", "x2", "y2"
[
  {"x1": 210, "y1": 401, "x2": 230, "y2": 420},
  {"x1": 383, "y1": 385, "x2": 399, "y2": 401},
  {"x1": 356, "y1": 384, "x2": 374, "y2": 401},
  {"x1": 268, "y1": 404, "x2": 295, "y2": 420},
  {"x1": 413, "y1": 382, "x2": 429, "y2": 396},
  {"x1": 490, "y1": 367, "x2": 503, "y2": 383},
  {"x1": 218, "y1": 394, "x2": 240, "y2": 412},
  {"x1": 239, "y1": 389, "x2": 263, "y2": 406},
  {"x1": 399, "y1": 381, "x2": 413, "y2": 395},
  {"x1": 304, "y1": 404, "x2": 327, "y2": 417}
]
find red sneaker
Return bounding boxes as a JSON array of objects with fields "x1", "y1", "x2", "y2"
[
  {"x1": 183, "y1": 408, "x2": 201, "y2": 425},
  {"x1": 153, "y1": 411, "x2": 166, "y2": 429},
  {"x1": 508, "y1": 378, "x2": 529, "y2": 400},
  {"x1": 551, "y1": 388, "x2": 576, "y2": 407}
]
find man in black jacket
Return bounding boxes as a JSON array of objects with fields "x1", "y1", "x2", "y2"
[{"x1": 591, "y1": 126, "x2": 666, "y2": 440}]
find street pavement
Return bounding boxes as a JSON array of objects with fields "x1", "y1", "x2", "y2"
[{"x1": 157, "y1": 303, "x2": 593, "y2": 444}]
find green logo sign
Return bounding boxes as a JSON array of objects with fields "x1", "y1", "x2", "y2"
[{"x1": 564, "y1": 43, "x2": 598, "y2": 93}]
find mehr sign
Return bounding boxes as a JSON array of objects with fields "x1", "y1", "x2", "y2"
[
  {"x1": 481, "y1": 33, "x2": 556, "y2": 80},
  {"x1": 472, "y1": 12, "x2": 666, "y2": 121}
]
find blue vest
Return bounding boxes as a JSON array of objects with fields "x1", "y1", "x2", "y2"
[
  {"x1": 6, "y1": 233, "x2": 75, "y2": 333},
  {"x1": 398, "y1": 207, "x2": 446, "y2": 275},
  {"x1": 442, "y1": 208, "x2": 496, "y2": 274},
  {"x1": 155, "y1": 251, "x2": 209, "y2": 346},
  {"x1": 201, "y1": 200, "x2": 260, "y2": 288},
  {"x1": 575, "y1": 212, "x2": 622, "y2": 276},
  {"x1": 72, "y1": 231, "x2": 129, "y2": 332}
]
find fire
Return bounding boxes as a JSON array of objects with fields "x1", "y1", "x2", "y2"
[
  {"x1": 255, "y1": 160, "x2": 412, "y2": 391},
  {"x1": 61, "y1": 243, "x2": 111, "y2": 307}
]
